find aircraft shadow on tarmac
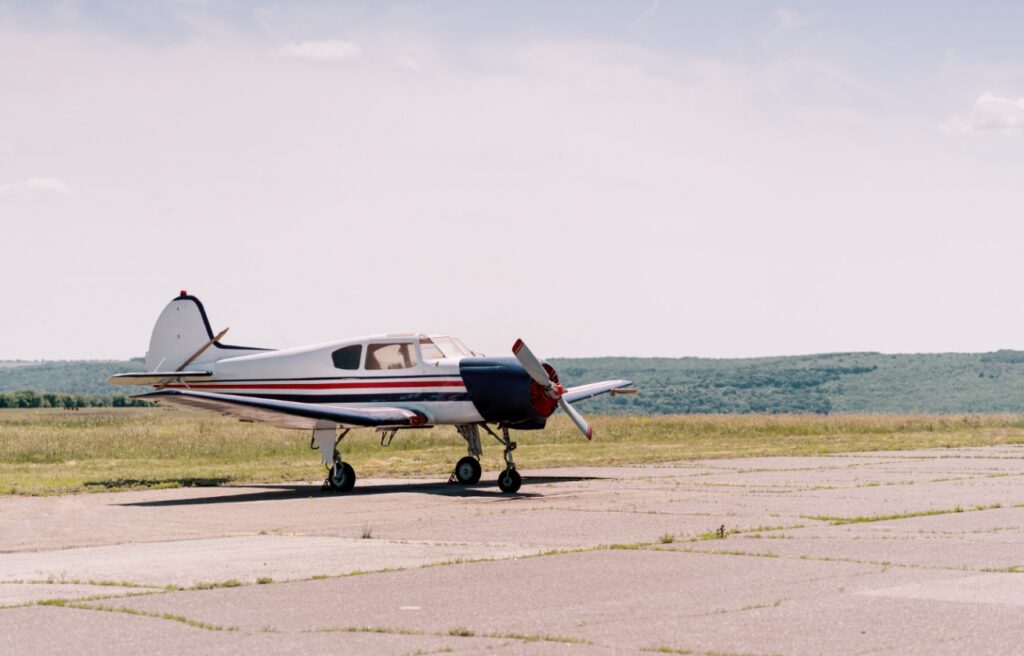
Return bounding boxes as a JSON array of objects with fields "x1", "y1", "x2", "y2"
[{"x1": 115, "y1": 475, "x2": 602, "y2": 507}]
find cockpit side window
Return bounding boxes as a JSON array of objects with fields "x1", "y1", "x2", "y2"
[
  {"x1": 365, "y1": 342, "x2": 416, "y2": 370},
  {"x1": 331, "y1": 345, "x2": 363, "y2": 370}
]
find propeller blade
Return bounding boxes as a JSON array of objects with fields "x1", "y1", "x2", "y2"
[
  {"x1": 559, "y1": 397, "x2": 594, "y2": 440},
  {"x1": 512, "y1": 338, "x2": 556, "y2": 388},
  {"x1": 512, "y1": 338, "x2": 592, "y2": 440}
]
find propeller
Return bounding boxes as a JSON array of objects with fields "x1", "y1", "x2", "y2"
[{"x1": 512, "y1": 338, "x2": 594, "y2": 440}]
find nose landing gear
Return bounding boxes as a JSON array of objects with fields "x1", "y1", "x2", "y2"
[
  {"x1": 487, "y1": 424, "x2": 522, "y2": 494},
  {"x1": 498, "y1": 467, "x2": 522, "y2": 494}
]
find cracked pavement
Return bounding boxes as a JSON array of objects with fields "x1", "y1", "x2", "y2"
[{"x1": 5, "y1": 446, "x2": 1024, "y2": 655}]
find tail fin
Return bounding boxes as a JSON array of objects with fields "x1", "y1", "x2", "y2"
[{"x1": 145, "y1": 292, "x2": 270, "y2": 371}]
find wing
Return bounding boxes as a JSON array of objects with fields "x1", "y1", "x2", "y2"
[
  {"x1": 136, "y1": 389, "x2": 426, "y2": 430},
  {"x1": 562, "y1": 379, "x2": 634, "y2": 405}
]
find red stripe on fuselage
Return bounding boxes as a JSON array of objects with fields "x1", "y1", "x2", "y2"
[{"x1": 164, "y1": 379, "x2": 466, "y2": 391}]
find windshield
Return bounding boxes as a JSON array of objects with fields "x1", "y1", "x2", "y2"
[
  {"x1": 419, "y1": 336, "x2": 476, "y2": 360},
  {"x1": 418, "y1": 337, "x2": 445, "y2": 361},
  {"x1": 431, "y1": 336, "x2": 469, "y2": 358}
]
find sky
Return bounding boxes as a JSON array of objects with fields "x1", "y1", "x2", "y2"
[{"x1": 2, "y1": 1, "x2": 1024, "y2": 361}]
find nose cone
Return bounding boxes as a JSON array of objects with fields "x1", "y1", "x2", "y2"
[
  {"x1": 527, "y1": 362, "x2": 561, "y2": 419},
  {"x1": 458, "y1": 357, "x2": 551, "y2": 429}
]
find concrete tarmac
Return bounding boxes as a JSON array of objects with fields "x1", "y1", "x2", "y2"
[{"x1": 5, "y1": 446, "x2": 1024, "y2": 655}]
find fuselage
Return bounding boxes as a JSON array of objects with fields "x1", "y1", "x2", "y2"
[{"x1": 162, "y1": 333, "x2": 547, "y2": 427}]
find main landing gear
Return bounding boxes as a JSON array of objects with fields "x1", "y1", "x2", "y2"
[
  {"x1": 453, "y1": 456, "x2": 482, "y2": 485},
  {"x1": 314, "y1": 428, "x2": 356, "y2": 493},
  {"x1": 451, "y1": 425, "x2": 483, "y2": 485},
  {"x1": 317, "y1": 423, "x2": 524, "y2": 495},
  {"x1": 451, "y1": 424, "x2": 523, "y2": 493},
  {"x1": 327, "y1": 460, "x2": 356, "y2": 492}
]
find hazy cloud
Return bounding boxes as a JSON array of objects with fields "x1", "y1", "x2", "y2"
[
  {"x1": 271, "y1": 39, "x2": 360, "y2": 62},
  {"x1": 0, "y1": 177, "x2": 72, "y2": 196},
  {"x1": 972, "y1": 93, "x2": 1024, "y2": 134},
  {"x1": 943, "y1": 93, "x2": 1024, "y2": 135}
]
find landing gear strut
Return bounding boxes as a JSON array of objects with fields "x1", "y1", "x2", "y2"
[{"x1": 484, "y1": 424, "x2": 522, "y2": 494}]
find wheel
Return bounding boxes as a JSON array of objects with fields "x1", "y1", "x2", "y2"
[
  {"x1": 454, "y1": 456, "x2": 482, "y2": 484},
  {"x1": 497, "y1": 468, "x2": 522, "y2": 494},
  {"x1": 327, "y1": 461, "x2": 356, "y2": 492}
]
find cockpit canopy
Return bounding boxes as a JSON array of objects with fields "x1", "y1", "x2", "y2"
[{"x1": 329, "y1": 335, "x2": 478, "y2": 371}]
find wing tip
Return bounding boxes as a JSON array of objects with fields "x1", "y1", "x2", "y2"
[{"x1": 512, "y1": 338, "x2": 525, "y2": 354}]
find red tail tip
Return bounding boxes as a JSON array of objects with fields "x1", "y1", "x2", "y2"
[
  {"x1": 179, "y1": 289, "x2": 188, "y2": 297},
  {"x1": 512, "y1": 338, "x2": 524, "y2": 354}
]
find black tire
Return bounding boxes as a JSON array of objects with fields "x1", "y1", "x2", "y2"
[
  {"x1": 454, "y1": 456, "x2": 482, "y2": 484},
  {"x1": 328, "y1": 461, "x2": 356, "y2": 492},
  {"x1": 497, "y1": 468, "x2": 522, "y2": 494}
]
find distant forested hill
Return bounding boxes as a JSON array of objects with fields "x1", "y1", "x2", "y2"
[
  {"x1": 551, "y1": 351, "x2": 1024, "y2": 415},
  {"x1": 3, "y1": 352, "x2": 1024, "y2": 414},
  {"x1": 0, "y1": 359, "x2": 145, "y2": 397}
]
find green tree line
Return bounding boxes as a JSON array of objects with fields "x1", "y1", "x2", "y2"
[{"x1": 0, "y1": 390, "x2": 151, "y2": 409}]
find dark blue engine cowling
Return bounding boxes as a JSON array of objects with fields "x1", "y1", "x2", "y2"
[{"x1": 459, "y1": 357, "x2": 549, "y2": 429}]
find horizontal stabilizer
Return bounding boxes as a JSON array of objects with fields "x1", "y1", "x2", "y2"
[
  {"x1": 135, "y1": 389, "x2": 427, "y2": 430},
  {"x1": 109, "y1": 371, "x2": 213, "y2": 386},
  {"x1": 562, "y1": 379, "x2": 634, "y2": 405}
]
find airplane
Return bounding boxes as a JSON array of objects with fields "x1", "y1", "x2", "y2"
[{"x1": 110, "y1": 292, "x2": 635, "y2": 493}]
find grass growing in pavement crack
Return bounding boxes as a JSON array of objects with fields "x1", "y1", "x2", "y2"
[
  {"x1": 805, "y1": 504, "x2": 1002, "y2": 525},
  {"x1": 483, "y1": 631, "x2": 592, "y2": 644},
  {"x1": 308, "y1": 624, "x2": 593, "y2": 645},
  {"x1": 1, "y1": 588, "x2": 162, "y2": 611},
  {"x1": 37, "y1": 599, "x2": 235, "y2": 631},
  {"x1": 643, "y1": 647, "x2": 784, "y2": 656},
  {"x1": 4, "y1": 576, "x2": 158, "y2": 589},
  {"x1": 312, "y1": 625, "x2": 424, "y2": 635},
  {"x1": 191, "y1": 578, "x2": 243, "y2": 590}
]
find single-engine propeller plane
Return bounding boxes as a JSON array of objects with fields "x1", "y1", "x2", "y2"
[{"x1": 111, "y1": 292, "x2": 636, "y2": 493}]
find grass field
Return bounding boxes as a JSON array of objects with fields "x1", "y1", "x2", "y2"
[{"x1": 3, "y1": 407, "x2": 1024, "y2": 495}]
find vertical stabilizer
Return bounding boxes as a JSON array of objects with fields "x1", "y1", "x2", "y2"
[{"x1": 144, "y1": 292, "x2": 269, "y2": 371}]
